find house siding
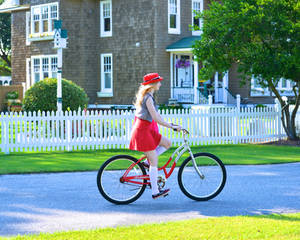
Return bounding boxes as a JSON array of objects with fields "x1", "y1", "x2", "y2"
[
  {"x1": 229, "y1": 64, "x2": 275, "y2": 104},
  {"x1": 10, "y1": 0, "x2": 275, "y2": 107},
  {"x1": 96, "y1": 0, "x2": 156, "y2": 105}
]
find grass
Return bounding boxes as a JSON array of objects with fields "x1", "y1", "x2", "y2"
[
  {"x1": 0, "y1": 144, "x2": 299, "y2": 175},
  {"x1": 1, "y1": 213, "x2": 300, "y2": 240}
]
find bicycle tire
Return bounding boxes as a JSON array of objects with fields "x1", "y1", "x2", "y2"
[
  {"x1": 178, "y1": 152, "x2": 226, "y2": 201},
  {"x1": 97, "y1": 155, "x2": 147, "y2": 204}
]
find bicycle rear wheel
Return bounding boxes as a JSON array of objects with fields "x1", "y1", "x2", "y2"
[
  {"x1": 97, "y1": 155, "x2": 147, "y2": 204},
  {"x1": 178, "y1": 152, "x2": 226, "y2": 201}
]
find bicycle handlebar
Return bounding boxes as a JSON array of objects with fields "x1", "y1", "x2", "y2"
[{"x1": 171, "y1": 124, "x2": 189, "y2": 135}]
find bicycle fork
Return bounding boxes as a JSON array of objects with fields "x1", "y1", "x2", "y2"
[{"x1": 187, "y1": 147, "x2": 205, "y2": 180}]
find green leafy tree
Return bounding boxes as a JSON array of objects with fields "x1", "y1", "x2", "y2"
[
  {"x1": 193, "y1": 0, "x2": 300, "y2": 140},
  {"x1": 0, "y1": 0, "x2": 11, "y2": 74}
]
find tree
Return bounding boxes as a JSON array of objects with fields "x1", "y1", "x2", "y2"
[
  {"x1": 0, "y1": 0, "x2": 11, "y2": 74},
  {"x1": 193, "y1": 0, "x2": 300, "y2": 140}
]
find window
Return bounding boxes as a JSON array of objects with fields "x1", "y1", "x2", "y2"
[
  {"x1": 250, "y1": 76, "x2": 270, "y2": 96},
  {"x1": 100, "y1": 0, "x2": 112, "y2": 37},
  {"x1": 31, "y1": 55, "x2": 58, "y2": 84},
  {"x1": 98, "y1": 54, "x2": 113, "y2": 97},
  {"x1": 168, "y1": 0, "x2": 180, "y2": 34},
  {"x1": 192, "y1": 0, "x2": 203, "y2": 35},
  {"x1": 29, "y1": 2, "x2": 59, "y2": 40}
]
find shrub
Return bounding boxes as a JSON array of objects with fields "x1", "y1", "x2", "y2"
[
  {"x1": 159, "y1": 104, "x2": 186, "y2": 111},
  {"x1": 23, "y1": 78, "x2": 89, "y2": 112}
]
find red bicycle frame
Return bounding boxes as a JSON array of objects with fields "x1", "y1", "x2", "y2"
[{"x1": 121, "y1": 141, "x2": 192, "y2": 186}]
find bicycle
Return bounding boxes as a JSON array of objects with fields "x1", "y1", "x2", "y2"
[{"x1": 97, "y1": 128, "x2": 227, "y2": 204}]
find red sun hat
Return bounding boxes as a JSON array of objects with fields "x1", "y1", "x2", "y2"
[{"x1": 142, "y1": 73, "x2": 163, "y2": 85}]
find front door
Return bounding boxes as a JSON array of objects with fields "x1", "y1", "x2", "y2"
[{"x1": 172, "y1": 55, "x2": 194, "y2": 103}]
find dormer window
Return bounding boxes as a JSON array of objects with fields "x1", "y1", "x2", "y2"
[
  {"x1": 168, "y1": 0, "x2": 180, "y2": 34},
  {"x1": 100, "y1": 0, "x2": 112, "y2": 37}
]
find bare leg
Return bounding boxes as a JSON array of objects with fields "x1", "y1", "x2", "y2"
[{"x1": 143, "y1": 136, "x2": 172, "y2": 165}]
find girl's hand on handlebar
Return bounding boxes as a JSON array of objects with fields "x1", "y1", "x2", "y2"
[{"x1": 171, "y1": 123, "x2": 182, "y2": 132}]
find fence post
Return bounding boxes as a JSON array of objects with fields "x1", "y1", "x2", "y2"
[
  {"x1": 66, "y1": 110, "x2": 72, "y2": 151},
  {"x1": 2, "y1": 113, "x2": 10, "y2": 154},
  {"x1": 235, "y1": 102, "x2": 240, "y2": 144},
  {"x1": 275, "y1": 98, "x2": 282, "y2": 140}
]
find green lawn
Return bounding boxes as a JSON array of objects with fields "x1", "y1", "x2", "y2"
[
  {"x1": 0, "y1": 144, "x2": 299, "y2": 174},
  {"x1": 1, "y1": 213, "x2": 300, "y2": 240}
]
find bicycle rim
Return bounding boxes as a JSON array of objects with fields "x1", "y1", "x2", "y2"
[
  {"x1": 178, "y1": 153, "x2": 226, "y2": 201},
  {"x1": 97, "y1": 156, "x2": 146, "y2": 204}
]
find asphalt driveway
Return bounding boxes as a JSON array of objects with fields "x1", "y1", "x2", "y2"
[{"x1": 0, "y1": 162, "x2": 300, "y2": 236}]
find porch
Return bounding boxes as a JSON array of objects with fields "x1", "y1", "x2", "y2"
[{"x1": 166, "y1": 36, "x2": 234, "y2": 105}]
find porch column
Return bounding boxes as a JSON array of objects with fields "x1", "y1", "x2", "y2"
[
  {"x1": 214, "y1": 72, "x2": 218, "y2": 103},
  {"x1": 193, "y1": 57, "x2": 198, "y2": 104},
  {"x1": 222, "y1": 71, "x2": 229, "y2": 104},
  {"x1": 170, "y1": 53, "x2": 174, "y2": 99}
]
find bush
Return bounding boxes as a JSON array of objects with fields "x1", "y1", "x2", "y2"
[
  {"x1": 23, "y1": 78, "x2": 89, "y2": 112},
  {"x1": 159, "y1": 103, "x2": 186, "y2": 111}
]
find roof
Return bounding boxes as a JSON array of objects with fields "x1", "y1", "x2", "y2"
[
  {"x1": 166, "y1": 36, "x2": 201, "y2": 51},
  {"x1": 0, "y1": 0, "x2": 29, "y2": 13}
]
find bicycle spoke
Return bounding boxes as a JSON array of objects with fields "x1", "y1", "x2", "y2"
[
  {"x1": 97, "y1": 156, "x2": 147, "y2": 204},
  {"x1": 178, "y1": 153, "x2": 226, "y2": 201}
]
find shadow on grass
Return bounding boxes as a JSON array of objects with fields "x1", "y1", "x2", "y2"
[{"x1": 254, "y1": 213, "x2": 300, "y2": 222}]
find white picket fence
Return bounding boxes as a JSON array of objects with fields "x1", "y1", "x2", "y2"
[{"x1": 0, "y1": 104, "x2": 293, "y2": 154}]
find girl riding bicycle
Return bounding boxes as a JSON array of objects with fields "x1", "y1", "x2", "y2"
[{"x1": 129, "y1": 73, "x2": 181, "y2": 199}]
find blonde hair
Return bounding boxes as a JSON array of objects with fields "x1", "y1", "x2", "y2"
[{"x1": 133, "y1": 83, "x2": 157, "y2": 110}]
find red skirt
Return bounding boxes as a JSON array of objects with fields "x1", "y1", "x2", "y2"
[{"x1": 129, "y1": 117, "x2": 162, "y2": 152}]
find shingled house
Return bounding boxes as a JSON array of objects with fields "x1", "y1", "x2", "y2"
[{"x1": 0, "y1": 0, "x2": 294, "y2": 108}]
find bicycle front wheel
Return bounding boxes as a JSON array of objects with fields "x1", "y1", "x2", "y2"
[
  {"x1": 178, "y1": 152, "x2": 226, "y2": 201},
  {"x1": 97, "y1": 155, "x2": 147, "y2": 204}
]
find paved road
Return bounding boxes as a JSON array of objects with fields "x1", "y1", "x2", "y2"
[{"x1": 0, "y1": 163, "x2": 300, "y2": 236}]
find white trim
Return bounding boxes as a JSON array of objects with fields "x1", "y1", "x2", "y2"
[
  {"x1": 193, "y1": 56, "x2": 199, "y2": 104},
  {"x1": 168, "y1": 0, "x2": 181, "y2": 35},
  {"x1": 166, "y1": 48, "x2": 192, "y2": 52},
  {"x1": 222, "y1": 72, "x2": 228, "y2": 104},
  {"x1": 191, "y1": 0, "x2": 203, "y2": 36},
  {"x1": 99, "y1": 53, "x2": 113, "y2": 96},
  {"x1": 97, "y1": 92, "x2": 113, "y2": 97},
  {"x1": 26, "y1": 58, "x2": 31, "y2": 90},
  {"x1": 250, "y1": 76, "x2": 270, "y2": 97},
  {"x1": 30, "y1": 54, "x2": 58, "y2": 84},
  {"x1": 214, "y1": 72, "x2": 218, "y2": 103},
  {"x1": 100, "y1": 0, "x2": 112, "y2": 37},
  {"x1": 170, "y1": 53, "x2": 174, "y2": 98},
  {"x1": 30, "y1": 2, "x2": 59, "y2": 41},
  {"x1": 0, "y1": 5, "x2": 29, "y2": 13}
]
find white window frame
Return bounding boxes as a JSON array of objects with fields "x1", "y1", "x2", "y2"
[
  {"x1": 30, "y1": 55, "x2": 58, "y2": 85},
  {"x1": 98, "y1": 53, "x2": 113, "y2": 97},
  {"x1": 29, "y1": 2, "x2": 59, "y2": 41},
  {"x1": 274, "y1": 78, "x2": 294, "y2": 96},
  {"x1": 192, "y1": 0, "x2": 203, "y2": 36},
  {"x1": 168, "y1": 0, "x2": 181, "y2": 34},
  {"x1": 100, "y1": 0, "x2": 112, "y2": 37},
  {"x1": 251, "y1": 76, "x2": 294, "y2": 96},
  {"x1": 250, "y1": 76, "x2": 270, "y2": 96}
]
